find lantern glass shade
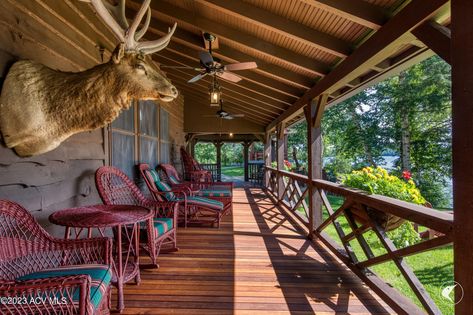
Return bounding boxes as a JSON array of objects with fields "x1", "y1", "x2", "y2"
[{"x1": 209, "y1": 88, "x2": 221, "y2": 106}]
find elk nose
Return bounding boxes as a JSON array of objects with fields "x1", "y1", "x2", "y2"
[{"x1": 171, "y1": 86, "x2": 178, "y2": 97}]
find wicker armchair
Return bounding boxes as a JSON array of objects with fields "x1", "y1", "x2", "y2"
[
  {"x1": 0, "y1": 200, "x2": 113, "y2": 315},
  {"x1": 180, "y1": 147, "x2": 213, "y2": 183},
  {"x1": 139, "y1": 163, "x2": 225, "y2": 228},
  {"x1": 95, "y1": 166, "x2": 178, "y2": 267},
  {"x1": 158, "y1": 163, "x2": 233, "y2": 215}
]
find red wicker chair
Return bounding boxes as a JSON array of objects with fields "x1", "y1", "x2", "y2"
[
  {"x1": 180, "y1": 146, "x2": 213, "y2": 183},
  {"x1": 0, "y1": 200, "x2": 113, "y2": 315},
  {"x1": 139, "y1": 163, "x2": 225, "y2": 228},
  {"x1": 95, "y1": 166, "x2": 178, "y2": 267},
  {"x1": 158, "y1": 163, "x2": 233, "y2": 215}
]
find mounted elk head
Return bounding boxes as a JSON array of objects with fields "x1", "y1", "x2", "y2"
[{"x1": 0, "y1": 0, "x2": 178, "y2": 156}]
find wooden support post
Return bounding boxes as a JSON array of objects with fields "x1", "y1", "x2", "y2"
[
  {"x1": 215, "y1": 141, "x2": 222, "y2": 182},
  {"x1": 412, "y1": 21, "x2": 451, "y2": 64},
  {"x1": 304, "y1": 95, "x2": 327, "y2": 237},
  {"x1": 243, "y1": 141, "x2": 250, "y2": 182},
  {"x1": 452, "y1": 1, "x2": 473, "y2": 313},
  {"x1": 190, "y1": 139, "x2": 197, "y2": 157},
  {"x1": 276, "y1": 123, "x2": 286, "y2": 200},
  {"x1": 264, "y1": 132, "x2": 271, "y2": 187}
]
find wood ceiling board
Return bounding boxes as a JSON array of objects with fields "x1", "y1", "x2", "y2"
[
  {"x1": 138, "y1": 0, "x2": 331, "y2": 76},
  {"x1": 195, "y1": 0, "x2": 353, "y2": 57}
]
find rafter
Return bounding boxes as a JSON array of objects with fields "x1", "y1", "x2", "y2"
[
  {"x1": 128, "y1": 0, "x2": 330, "y2": 76},
  {"x1": 267, "y1": 0, "x2": 449, "y2": 130},
  {"x1": 196, "y1": 0, "x2": 352, "y2": 57},
  {"x1": 298, "y1": 0, "x2": 387, "y2": 30},
  {"x1": 412, "y1": 21, "x2": 450, "y2": 64}
]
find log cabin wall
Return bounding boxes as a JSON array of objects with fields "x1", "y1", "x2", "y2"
[{"x1": 0, "y1": 0, "x2": 185, "y2": 235}]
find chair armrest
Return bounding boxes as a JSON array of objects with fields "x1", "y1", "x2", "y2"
[{"x1": 0, "y1": 275, "x2": 92, "y2": 314}]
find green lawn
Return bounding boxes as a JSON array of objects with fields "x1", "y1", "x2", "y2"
[
  {"x1": 300, "y1": 195, "x2": 453, "y2": 314},
  {"x1": 222, "y1": 166, "x2": 244, "y2": 177}
]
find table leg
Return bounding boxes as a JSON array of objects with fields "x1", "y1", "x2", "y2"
[
  {"x1": 116, "y1": 224, "x2": 124, "y2": 312},
  {"x1": 134, "y1": 223, "x2": 141, "y2": 285},
  {"x1": 64, "y1": 226, "x2": 70, "y2": 239}
]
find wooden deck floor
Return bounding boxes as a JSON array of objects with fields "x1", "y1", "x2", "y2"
[{"x1": 114, "y1": 188, "x2": 394, "y2": 314}]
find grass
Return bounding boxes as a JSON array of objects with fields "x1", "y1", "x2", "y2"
[
  {"x1": 299, "y1": 195, "x2": 453, "y2": 314},
  {"x1": 222, "y1": 166, "x2": 244, "y2": 177}
]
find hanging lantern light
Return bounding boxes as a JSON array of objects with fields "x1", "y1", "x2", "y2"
[{"x1": 209, "y1": 76, "x2": 221, "y2": 106}]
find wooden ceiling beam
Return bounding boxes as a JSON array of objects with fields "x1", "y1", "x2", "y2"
[
  {"x1": 143, "y1": 17, "x2": 314, "y2": 89},
  {"x1": 298, "y1": 0, "x2": 387, "y2": 30},
  {"x1": 267, "y1": 0, "x2": 449, "y2": 131},
  {"x1": 171, "y1": 81, "x2": 276, "y2": 121},
  {"x1": 158, "y1": 40, "x2": 303, "y2": 99},
  {"x1": 155, "y1": 54, "x2": 289, "y2": 111},
  {"x1": 130, "y1": 0, "x2": 330, "y2": 76},
  {"x1": 196, "y1": 0, "x2": 352, "y2": 57},
  {"x1": 412, "y1": 21, "x2": 450, "y2": 64}
]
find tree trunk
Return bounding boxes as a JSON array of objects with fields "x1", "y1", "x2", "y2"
[
  {"x1": 398, "y1": 73, "x2": 411, "y2": 172},
  {"x1": 292, "y1": 145, "x2": 300, "y2": 169},
  {"x1": 400, "y1": 107, "x2": 411, "y2": 171},
  {"x1": 350, "y1": 109, "x2": 377, "y2": 167}
]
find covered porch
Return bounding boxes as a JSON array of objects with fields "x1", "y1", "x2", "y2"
[{"x1": 0, "y1": 0, "x2": 469, "y2": 314}]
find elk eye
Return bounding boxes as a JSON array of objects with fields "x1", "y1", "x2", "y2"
[{"x1": 136, "y1": 64, "x2": 146, "y2": 72}]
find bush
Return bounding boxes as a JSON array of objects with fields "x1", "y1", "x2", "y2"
[{"x1": 342, "y1": 166, "x2": 423, "y2": 247}]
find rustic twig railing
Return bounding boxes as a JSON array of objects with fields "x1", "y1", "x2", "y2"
[{"x1": 264, "y1": 166, "x2": 453, "y2": 315}]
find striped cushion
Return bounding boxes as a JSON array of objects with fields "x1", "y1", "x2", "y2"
[
  {"x1": 168, "y1": 175, "x2": 181, "y2": 185},
  {"x1": 197, "y1": 189, "x2": 232, "y2": 197},
  {"x1": 154, "y1": 218, "x2": 173, "y2": 236},
  {"x1": 17, "y1": 264, "x2": 111, "y2": 310},
  {"x1": 179, "y1": 196, "x2": 224, "y2": 211},
  {"x1": 148, "y1": 170, "x2": 175, "y2": 201}
]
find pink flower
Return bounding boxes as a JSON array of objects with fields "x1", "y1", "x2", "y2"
[{"x1": 402, "y1": 170, "x2": 412, "y2": 180}]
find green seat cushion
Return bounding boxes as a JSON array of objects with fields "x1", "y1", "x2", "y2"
[
  {"x1": 178, "y1": 196, "x2": 224, "y2": 211},
  {"x1": 197, "y1": 189, "x2": 232, "y2": 198},
  {"x1": 168, "y1": 175, "x2": 181, "y2": 185},
  {"x1": 17, "y1": 264, "x2": 111, "y2": 310}
]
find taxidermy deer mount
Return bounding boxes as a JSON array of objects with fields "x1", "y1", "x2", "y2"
[{"x1": 0, "y1": 0, "x2": 178, "y2": 156}]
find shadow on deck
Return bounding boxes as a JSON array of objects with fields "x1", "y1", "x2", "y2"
[{"x1": 114, "y1": 188, "x2": 394, "y2": 314}]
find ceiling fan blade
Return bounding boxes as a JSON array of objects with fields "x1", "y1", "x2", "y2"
[
  {"x1": 230, "y1": 114, "x2": 245, "y2": 118},
  {"x1": 188, "y1": 72, "x2": 207, "y2": 83},
  {"x1": 217, "y1": 71, "x2": 242, "y2": 83},
  {"x1": 223, "y1": 115, "x2": 234, "y2": 120},
  {"x1": 199, "y1": 51, "x2": 214, "y2": 67},
  {"x1": 224, "y1": 62, "x2": 257, "y2": 71}
]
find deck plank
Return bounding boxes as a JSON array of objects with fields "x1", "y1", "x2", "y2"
[{"x1": 113, "y1": 188, "x2": 394, "y2": 314}]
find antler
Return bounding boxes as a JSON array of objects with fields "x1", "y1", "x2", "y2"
[{"x1": 84, "y1": 0, "x2": 175, "y2": 54}]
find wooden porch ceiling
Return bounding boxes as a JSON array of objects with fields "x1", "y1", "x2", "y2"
[{"x1": 122, "y1": 0, "x2": 450, "y2": 129}]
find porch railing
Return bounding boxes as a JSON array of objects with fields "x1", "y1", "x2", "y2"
[
  {"x1": 265, "y1": 166, "x2": 453, "y2": 315},
  {"x1": 200, "y1": 163, "x2": 220, "y2": 181},
  {"x1": 248, "y1": 161, "x2": 264, "y2": 185}
]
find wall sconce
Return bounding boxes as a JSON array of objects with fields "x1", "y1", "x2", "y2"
[{"x1": 209, "y1": 76, "x2": 221, "y2": 106}]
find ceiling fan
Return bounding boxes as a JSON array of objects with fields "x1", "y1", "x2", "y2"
[
  {"x1": 162, "y1": 33, "x2": 257, "y2": 83},
  {"x1": 203, "y1": 100, "x2": 245, "y2": 120}
]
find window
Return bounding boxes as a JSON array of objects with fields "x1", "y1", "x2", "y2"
[{"x1": 109, "y1": 100, "x2": 170, "y2": 181}]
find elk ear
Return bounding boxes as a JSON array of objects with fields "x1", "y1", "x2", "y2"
[{"x1": 111, "y1": 43, "x2": 125, "y2": 64}]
